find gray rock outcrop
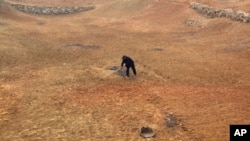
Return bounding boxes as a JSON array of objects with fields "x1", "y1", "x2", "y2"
[
  {"x1": 11, "y1": 3, "x2": 95, "y2": 15},
  {"x1": 190, "y1": 2, "x2": 250, "y2": 23}
]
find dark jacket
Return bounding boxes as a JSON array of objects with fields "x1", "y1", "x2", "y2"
[{"x1": 121, "y1": 56, "x2": 134, "y2": 67}]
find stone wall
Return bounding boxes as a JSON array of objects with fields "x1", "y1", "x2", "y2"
[
  {"x1": 190, "y1": 2, "x2": 250, "y2": 23},
  {"x1": 11, "y1": 3, "x2": 95, "y2": 15}
]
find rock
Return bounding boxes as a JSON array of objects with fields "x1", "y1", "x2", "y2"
[
  {"x1": 11, "y1": 3, "x2": 95, "y2": 15},
  {"x1": 185, "y1": 19, "x2": 204, "y2": 27},
  {"x1": 190, "y1": 2, "x2": 250, "y2": 23},
  {"x1": 166, "y1": 115, "x2": 176, "y2": 128},
  {"x1": 140, "y1": 127, "x2": 155, "y2": 138}
]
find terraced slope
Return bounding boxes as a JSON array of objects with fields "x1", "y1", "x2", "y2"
[{"x1": 1, "y1": 0, "x2": 249, "y2": 141}]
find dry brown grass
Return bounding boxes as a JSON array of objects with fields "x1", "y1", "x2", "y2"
[{"x1": 0, "y1": 0, "x2": 250, "y2": 140}]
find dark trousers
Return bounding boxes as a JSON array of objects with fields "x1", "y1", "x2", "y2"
[{"x1": 126, "y1": 65, "x2": 136, "y2": 77}]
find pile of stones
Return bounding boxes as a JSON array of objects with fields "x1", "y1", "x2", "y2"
[
  {"x1": 190, "y1": 2, "x2": 250, "y2": 23},
  {"x1": 11, "y1": 3, "x2": 95, "y2": 15},
  {"x1": 185, "y1": 19, "x2": 204, "y2": 27}
]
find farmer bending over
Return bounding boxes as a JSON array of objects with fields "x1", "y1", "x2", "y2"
[{"x1": 121, "y1": 55, "x2": 137, "y2": 77}]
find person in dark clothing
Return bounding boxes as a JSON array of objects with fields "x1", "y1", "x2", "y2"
[{"x1": 121, "y1": 55, "x2": 137, "y2": 77}]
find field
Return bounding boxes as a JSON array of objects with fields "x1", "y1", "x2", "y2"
[{"x1": 0, "y1": 0, "x2": 250, "y2": 140}]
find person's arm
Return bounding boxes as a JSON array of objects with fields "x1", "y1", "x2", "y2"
[{"x1": 121, "y1": 60, "x2": 125, "y2": 67}]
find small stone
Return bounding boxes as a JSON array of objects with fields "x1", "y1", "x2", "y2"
[{"x1": 140, "y1": 127, "x2": 155, "y2": 138}]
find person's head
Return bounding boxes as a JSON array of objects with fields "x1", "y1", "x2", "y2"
[{"x1": 122, "y1": 55, "x2": 127, "y2": 60}]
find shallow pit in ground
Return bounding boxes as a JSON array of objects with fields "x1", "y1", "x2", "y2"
[
  {"x1": 105, "y1": 66, "x2": 126, "y2": 77},
  {"x1": 63, "y1": 44, "x2": 101, "y2": 50}
]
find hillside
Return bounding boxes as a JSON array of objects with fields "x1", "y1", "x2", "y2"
[{"x1": 0, "y1": 0, "x2": 249, "y2": 140}]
